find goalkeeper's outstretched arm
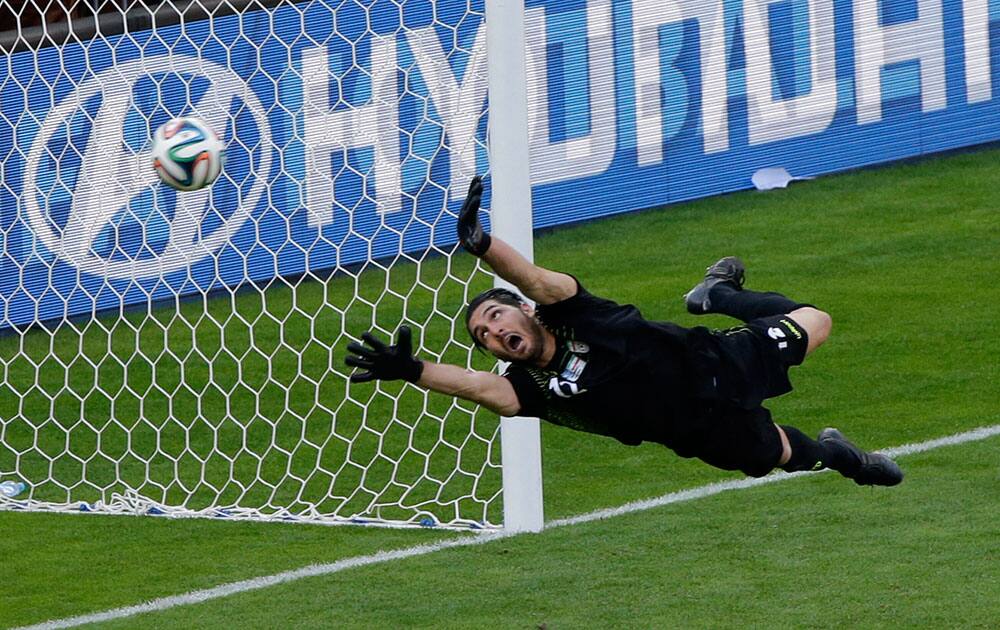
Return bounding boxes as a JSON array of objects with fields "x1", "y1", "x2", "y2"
[
  {"x1": 345, "y1": 327, "x2": 521, "y2": 416},
  {"x1": 457, "y1": 176, "x2": 576, "y2": 305},
  {"x1": 419, "y1": 362, "x2": 520, "y2": 416}
]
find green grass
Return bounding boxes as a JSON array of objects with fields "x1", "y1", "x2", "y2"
[
  {"x1": 2, "y1": 145, "x2": 1000, "y2": 628},
  {"x1": 91, "y1": 439, "x2": 1000, "y2": 629}
]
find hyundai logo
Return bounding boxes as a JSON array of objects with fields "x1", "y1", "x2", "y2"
[{"x1": 22, "y1": 56, "x2": 272, "y2": 282}]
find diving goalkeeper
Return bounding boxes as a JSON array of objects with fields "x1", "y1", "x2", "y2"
[{"x1": 345, "y1": 177, "x2": 903, "y2": 486}]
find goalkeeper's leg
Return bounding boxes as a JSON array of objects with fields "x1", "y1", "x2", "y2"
[
  {"x1": 785, "y1": 306, "x2": 831, "y2": 357},
  {"x1": 685, "y1": 256, "x2": 831, "y2": 356},
  {"x1": 776, "y1": 424, "x2": 904, "y2": 486},
  {"x1": 686, "y1": 256, "x2": 808, "y2": 320},
  {"x1": 680, "y1": 404, "x2": 902, "y2": 486}
]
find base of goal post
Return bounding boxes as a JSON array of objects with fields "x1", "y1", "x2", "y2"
[{"x1": 500, "y1": 417, "x2": 544, "y2": 532}]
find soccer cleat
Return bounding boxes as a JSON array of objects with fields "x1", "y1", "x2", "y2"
[
  {"x1": 818, "y1": 427, "x2": 904, "y2": 487},
  {"x1": 684, "y1": 256, "x2": 746, "y2": 315}
]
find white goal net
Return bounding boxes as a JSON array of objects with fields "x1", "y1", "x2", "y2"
[{"x1": 0, "y1": 0, "x2": 528, "y2": 530}]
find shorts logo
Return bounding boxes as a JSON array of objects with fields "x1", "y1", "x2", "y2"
[
  {"x1": 779, "y1": 319, "x2": 803, "y2": 340},
  {"x1": 548, "y1": 377, "x2": 587, "y2": 398},
  {"x1": 767, "y1": 326, "x2": 789, "y2": 350}
]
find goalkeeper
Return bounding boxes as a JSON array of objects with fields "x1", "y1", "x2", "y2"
[{"x1": 345, "y1": 177, "x2": 903, "y2": 486}]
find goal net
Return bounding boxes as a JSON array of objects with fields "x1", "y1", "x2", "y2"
[{"x1": 0, "y1": 0, "x2": 528, "y2": 530}]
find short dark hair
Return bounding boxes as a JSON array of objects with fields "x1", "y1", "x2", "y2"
[{"x1": 465, "y1": 288, "x2": 526, "y2": 348}]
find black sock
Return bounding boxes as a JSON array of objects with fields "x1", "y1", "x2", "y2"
[
  {"x1": 709, "y1": 285, "x2": 808, "y2": 322},
  {"x1": 779, "y1": 425, "x2": 853, "y2": 473}
]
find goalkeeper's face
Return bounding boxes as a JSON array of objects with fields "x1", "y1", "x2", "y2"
[{"x1": 467, "y1": 299, "x2": 548, "y2": 365}]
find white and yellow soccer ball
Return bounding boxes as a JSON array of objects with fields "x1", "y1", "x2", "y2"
[{"x1": 151, "y1": 116, "x2": 225, "y2": 191}]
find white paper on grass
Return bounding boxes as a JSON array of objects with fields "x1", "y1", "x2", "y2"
[{"x1": 751, "y1": 167, "x2": 814, "y2": 191}]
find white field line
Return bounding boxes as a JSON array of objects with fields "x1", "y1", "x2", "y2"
[{"x1": 20, "y1": 423, "x2": 1000, "y2": 630}]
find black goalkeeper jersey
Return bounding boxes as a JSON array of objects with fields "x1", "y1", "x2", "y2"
[{"x1": 502, "y1": 280, "x2": 699, "y2": 447}]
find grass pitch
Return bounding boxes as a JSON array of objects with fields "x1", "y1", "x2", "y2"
[{"x1": 2, "y1": 145, "x2": 1000, "y2": 628}]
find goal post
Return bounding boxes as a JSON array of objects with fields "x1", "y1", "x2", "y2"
[
  {"x1": 0, "y1": 0, "x2": 542, "y2": 531},
  {"x1": 485, "y1": 0, "x2": 545, "y2": 534}
]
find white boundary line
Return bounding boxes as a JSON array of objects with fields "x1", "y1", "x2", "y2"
[{"x1": 19, "y1": 424, "x2": 1000, "y2": 630}]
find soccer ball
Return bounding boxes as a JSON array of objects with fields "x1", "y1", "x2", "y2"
[{"x1": 151, "y1": 117, "x2": 225, "y2": 191}]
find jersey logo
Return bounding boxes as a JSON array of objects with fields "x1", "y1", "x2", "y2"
[
  {"x1": 560, "y1": 355, "x2": 587, "y2": 382},
  {"x1": 568, "y1": 340, "x2": 590, "y2": 354},
  {"x1": 548, "y1": 377, "x2": 587, "y2": 398}
]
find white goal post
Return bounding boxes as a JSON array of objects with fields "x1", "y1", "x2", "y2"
[
  {"x1": 0, "y1": 0, "x2": 543, "y2": 531},
  {"x1": 485, "y1": 0, "x2": 545, "y2": 533}
]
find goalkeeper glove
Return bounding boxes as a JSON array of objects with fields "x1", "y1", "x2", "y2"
[
  {"x1": 457, "y1": 175, "x2": 491, "y2": 257},
  {"x1": 345, "y1": 327, "x2": 424, "y2": 383}
]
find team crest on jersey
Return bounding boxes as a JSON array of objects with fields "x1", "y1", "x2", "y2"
[
  {"x1": 567, "y1": 340, "x2": 589, "y2": 354},
  {"x1": 560, "y1": 355, "x2": 587, "y2": 382}
]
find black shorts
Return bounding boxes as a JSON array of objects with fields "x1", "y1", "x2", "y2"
[
  {"x1": 666, "y1": 314, "x2": 811, "y2": 477},
  {"x1": 711, "y1": 313, "x2": 810, "y2": 409},
  {"x1": 670, "y1": 404, "x2": 785, "y2": 478}
]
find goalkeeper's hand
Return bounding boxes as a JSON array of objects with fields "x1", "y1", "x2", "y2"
[
  {"x1": 345, "y1": 327, "x2": 424, "y2": 383},
  {"x1": 457, "y1": 175, "x2": 491, "y2": 257}
]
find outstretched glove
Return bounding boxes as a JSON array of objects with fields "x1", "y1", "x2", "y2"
[
  {"x1": 457, "y1": 175, "x2": 491, "y2": 257},
  {"x1": 345, "y1": 327, "x2": 424, "y2": 383}
]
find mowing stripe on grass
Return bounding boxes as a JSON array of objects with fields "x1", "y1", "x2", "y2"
[{"x1": 22, "y1": 424, "x2": 1000, "y2": 630}]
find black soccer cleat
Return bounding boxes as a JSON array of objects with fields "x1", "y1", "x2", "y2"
[
  {"x1": 684, "y1": 256, "x2": 746, "y2": 315},
  {"x1": 819, "y1": 427, "x2": 904, "y2": 487}
]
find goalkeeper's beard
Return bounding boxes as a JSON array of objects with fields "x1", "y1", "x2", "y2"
[{"x1": 496, "y1": 315, "x2": 548, "y2": 366}]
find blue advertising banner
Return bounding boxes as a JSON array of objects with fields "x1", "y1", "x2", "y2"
[{"x1": 1, "y1": 0, "x2": 998, "y2": 328}]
